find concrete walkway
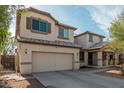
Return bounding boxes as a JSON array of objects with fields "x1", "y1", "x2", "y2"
[{"x1": 33, "y1": 70, "x2": 124, "y2": 88}]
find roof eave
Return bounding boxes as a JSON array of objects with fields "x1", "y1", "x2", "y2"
[
  {"x1": 75, "y1": 31, "x2": 105, "y2": 38},
  {"x1": 57, "y1": 23, "x2": 77, "y2": 31}
]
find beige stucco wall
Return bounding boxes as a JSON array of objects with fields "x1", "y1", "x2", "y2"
[
  {"x1": 88, "y1": 34, "x2": 103, "y2": 48},
  {"x1": 75, "y1": 33, "x2": 103, "y2": 49},
  {"x1": 20, "y1": 11, "x2": 74, "y2": 43},
  {"x1": 80, "y1": 51, "x2": 88, "y2": 66},
  {"x1": 74, "y1": 34, "x2": 88, "y2": 48},
  {"x1": 18, "y1": 42, "x2": 80, "y2": 74}
]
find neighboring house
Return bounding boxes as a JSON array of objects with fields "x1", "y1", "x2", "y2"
[
  {"x1": 16, "y1": 7, "x2": 81, "y2": 74},
  {"x1": 75, "y1": 31, "x2": 120, "y2": 67},
  {"x1": 16, "y1": 7, "x2": 120, "y2": 74}
]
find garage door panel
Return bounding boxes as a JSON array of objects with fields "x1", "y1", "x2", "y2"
[
  {"x1": 33, "y1": 53, "x2": 55, "y2": 66},
  {"x1": 34, "y1": 66, "x2": 55, "y2": 72},
  {"x1": 32, "y1": 52, "x2": 73, "y2": 72},
  {"x1": 55, "y1": 65, "x2": 72, "y2": 71},
  {"x1": 55, "y1": 54, "x2": 72, "y2": 70}
]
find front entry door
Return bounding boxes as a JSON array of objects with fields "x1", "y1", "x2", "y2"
[{"x1": 88, "y1": 52, "x2": 93, "y2": 65}]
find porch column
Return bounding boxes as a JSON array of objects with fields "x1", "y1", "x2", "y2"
[
  {"x1": 105, "y1": 53, "x2": 109, "y2": 66},
  {"x1": 115, "y1": 53, "x2": 119, "y2": 65},
  {"x1": 84, "y1": 51, "x2": 88, "y2": 66},
  {"x1": 97, "y1": 51, "x2": 103, "y2": 67}
]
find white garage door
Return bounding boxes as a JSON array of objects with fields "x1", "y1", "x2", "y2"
[{"x1": 32, "y1": 52, "x2": 73, "y2": 72}]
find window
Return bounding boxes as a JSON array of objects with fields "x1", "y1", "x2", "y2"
[
  {"x1": 58, "y1": 28, "x2": 69, "y2": 39},
  {"x1": 80, "y1": 52, "x2": 84, "y2": 62},
  {"x1": 89, "y1": 34, "x2": 93, "y2": 42},
  {"x1": 32, "y1": 19, "x2": 47, "y2": 32},
  {"x1": 32, "y1": 19, "x2": 39, "y2": 30},
  {"x1": 39, "y1": 21, "x2": 47, "y2": 32}
]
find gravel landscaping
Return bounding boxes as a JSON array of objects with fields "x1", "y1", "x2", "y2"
[
  {"x1": 0, "y1": 79, "x2": 45, "y2": 88},
  {"x1": 95, "y1": 66, "x2": 124, "y2": 79},
  {"x1": 0, "y1": 73, "x2": 45, "y2": 88}
]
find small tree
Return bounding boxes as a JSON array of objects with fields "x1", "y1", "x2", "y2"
[
  {"x1": 109, "y1": 10, "x2": 124, "y2": 74},
  {"x1": 109, "y1": 11, "x2": 124, "y2": 54},
  {"x1": 0, "y1": 6, "x2": 9, "y2": 54},
  {"x1": 0, "y1": 5, "x2": 25, "y2": 71},
  {"x1": 3, "y1": 33, "x2": 16, "y2": 55},
  {"x1": 0, "y1": 5, "x2": 25, "y2": 54}
]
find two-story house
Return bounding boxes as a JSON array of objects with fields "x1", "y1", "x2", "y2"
[
  {"x1": 16, "y1": 7, "x2": 120, "y2": 74},
  {"x1": 75, "y1": 31, "x2": 120, "y2": 68},
  {"x1": 16, "y1": 7, "x2": 81, "y2": 74}
]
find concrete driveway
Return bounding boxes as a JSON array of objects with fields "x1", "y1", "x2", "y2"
[{"x1": 33, "y1": 70, "x2": 124, "y2": 88}]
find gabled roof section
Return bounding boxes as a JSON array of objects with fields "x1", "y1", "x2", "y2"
[
  {"x1": 26, "y1": 7, "x2": 77, "y2": 30},
  {"x1": 27, "y1": 7, "x2": 58, "y2": 23},
  {"x1": 75, "y1": 31, "x2": 105, "y2": 38}
]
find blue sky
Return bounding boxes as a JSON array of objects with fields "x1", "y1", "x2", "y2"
[{"x1": 10, "y1": 5, "x2": 124, "y2": 39}]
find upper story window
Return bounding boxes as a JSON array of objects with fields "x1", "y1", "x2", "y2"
[
  {"x1": 58, "y1": 28, "x2": 69, "y2": 39},
  {"x1": 32, "y1": 19, "x2": 47, "y2": 32},
  {"x1": 26, "y1": 17, "x2": 51, "y2": 34},
  {"x1": 89, "y1": 34, "x2": 93, "y2": 42}
]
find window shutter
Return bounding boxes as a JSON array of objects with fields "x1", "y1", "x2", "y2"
[
  {"x1": 26, "y1": 17, "x2": 31, "y2": 29},
  {"x1": 47, "y1": 22, "x2": 51, "y2": 33}
]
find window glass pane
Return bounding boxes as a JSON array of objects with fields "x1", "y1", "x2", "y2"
[
  {"x1": 63, "y1": 29, "x2": 69, "y2": 38},
  {"x1": 59, "y1": 28, "x2": 64, "y2": 37},
  {"x1": 59, "y1": 28, "x2": 69, "y2": 38},
  {"x1": 89, "y1": 34, "x2": 93, "y2": 42},
  {"x1": 39, "y1": 21, "x2": 47, "y2": 32},
  {"x1": 32, "y1": 19, "x2": 39, "y2": 30}
]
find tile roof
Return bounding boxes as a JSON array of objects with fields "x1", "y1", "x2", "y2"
[
  {"x1": 56, "y1": 23, "x2": 77, "y2": 30},
  {"x1": 17, "y1": 36, "x2": 81, "y2": 48},
  {"x1": 89, "y1": 42, "x2": 105, "y2": 49}
]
